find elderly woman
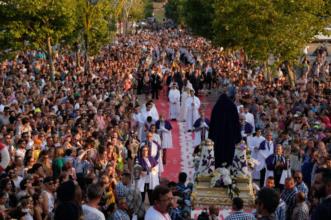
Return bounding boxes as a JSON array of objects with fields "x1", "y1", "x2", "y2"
[{"x1": 137, "y1": 145, "x2": 159, "y2": 204}]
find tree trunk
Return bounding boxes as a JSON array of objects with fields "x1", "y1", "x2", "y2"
[
  {"x1": 47, "y1": 36, "x2": 55, "y2": 81},
  {"x1": 75, "y1": 43, "x2": 80, "y2": 68},
  {"x1": 84, "y1": 32, "x2": 89, "y2": 75},
  {"x1": 264, "y1": 61, "x2": 271, "y2": 82},
  {"x1": 124, "y1": 19, "x2": 128, "y2": 34},
  {"x1": 286, "y1": 63, "x2": 296, "y2": 88}
]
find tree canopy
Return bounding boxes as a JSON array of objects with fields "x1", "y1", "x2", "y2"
[
  {"x1": 0, "y1": 0, "x2": 151, "y2": 61},
  {"x1": 165, "y1": 0, "x2": 331, "y2": 62},
  {"x1": 0, "y1": 0, "x2": 76, "y2": 53}
]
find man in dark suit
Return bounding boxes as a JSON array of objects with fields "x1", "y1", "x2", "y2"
[
  {"x1": 265, "y1": 144, "x2": 288, "y2": 190},
  {"x1": 151, "y1": 71, "x2": 161, "y2": 100},
  {"x1": 189, "y1": 69, "x2": 202, "y2": 96}
]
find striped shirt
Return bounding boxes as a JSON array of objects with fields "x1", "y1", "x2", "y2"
[
  {"x1": 225, "y1": 210, "x2": 256, "y2": 220},
  {"x1": 275, "y1": 199, "x2": 286, "y2": 220},
  {"x1": 280, "y1": 187, "x2": 298, "y2": 219},
  {"x1": 296, "y1": 182, "x2": 309, "y2": 199}
]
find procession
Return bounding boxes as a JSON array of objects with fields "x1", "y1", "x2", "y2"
[{"x1": 0, "y1": 1, "x2": 331, "y2": 220}]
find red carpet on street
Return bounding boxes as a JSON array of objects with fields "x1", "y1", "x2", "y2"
[{"x1": 156, "y1": 90, "x2": 214, "y2": 182}]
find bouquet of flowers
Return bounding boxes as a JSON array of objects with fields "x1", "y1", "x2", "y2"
[{"x1": 210, "y1": 164, "x2": 240, "y2": 199}]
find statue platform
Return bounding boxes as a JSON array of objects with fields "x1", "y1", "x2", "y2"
[{"x1": 192, "y1": 175, "x2": 256, "y2": 209}]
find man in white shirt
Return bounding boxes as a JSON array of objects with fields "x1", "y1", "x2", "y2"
[
  {"x1": 145, "y1": 185, "x2": 173, "y2": 220},
  {"x1": 82, "y1": 183, "x2": 106, "y2": 220}
]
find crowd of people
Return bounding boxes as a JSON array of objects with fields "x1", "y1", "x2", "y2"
[{"x1": 0, "y1": 21, "x2": 330, "y2": 220}]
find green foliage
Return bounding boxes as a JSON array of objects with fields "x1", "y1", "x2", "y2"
[
  {"x1": 0, "y1": 0, "x2": 123, "y2": 59},
  {"x1": 213, "y1": 0, "x2": 331, "y2": 62},
  {"x1": 144, "y1": 0, "x2": 153, "y2": 18},
  {"x1": 76, "y1": 0, "x2": 113, "y2": 56},
  {"x1": 165, "y1": 0, "x2": 185, "y2": 25},
  {"x1": 129, "y1": 0, "x2": 149, "y2": 21},
  {"x1": 0, "y1": 0, "x2": 76, "y2": 53},
  {"x1": 177, "y1": 0, "x2": 331, "y2": 63},
  {"x1": 182, "y1": 0, "x2": 214, "y2": 39}
]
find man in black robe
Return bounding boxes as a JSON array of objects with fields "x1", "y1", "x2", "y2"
[{"x1": 209, "y1": 94, "x2": 241, "y2": 168}]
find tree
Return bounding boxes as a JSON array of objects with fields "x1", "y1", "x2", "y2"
[
  {"x1": 122, "y1": 0, "x2": 149, "y2": 34},
  {"x1": 212, "y1": 0, "x2": 331, "y2": 63},
  {"x1": 182, "y1": 0, "x2": 214, "y2": 39},
  {"x1": 177, "y1": 0, "x2": 331, "y2": 66},
  {"x1": 129, "y1": 0, "x2": 151, "y2": 21},
  {"x1": 75, "y1": 0, "x2": 113, "y2": 74},
  {"x1": 165, "y1": 0, "x2": 185, "y2": 25},
  {"x1": 144, "y1": 0, "x2": 153, "y2": 18},
  {"x1": 0, "y1": 0, "x2": 77, "y2": 78}
]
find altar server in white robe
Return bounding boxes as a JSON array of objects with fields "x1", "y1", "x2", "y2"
[
  {"x1": 185, "y1": 89, "x2": 200, "y2": 132},
  {"x1": 244, "y1": 106, "x2": 255, "y2": 132},
  {"x1": 155, "y1": 115, "x2": 173, "y2": 165},
  {"x1": 168, "y1": 83, "x2": 181, "y2": 120},
  {"x1": 156, "y1": 115, "x2": 173, "y2": 149},
  {"x1": 246, "y1": 129, "x2": 265, "y2": 179},
  {"x1": 179, "y1": 83, "x2": 193, "y2": 122},
  {"x1": 132, "y1": 105, "x2": 145, "y2": 141},
  {"x1": 141, "y1": 100, "x2": 159, "y2": 122},
  {"x1": 137, "y1": 145, "x2": 159, "y2": 203},
  {"x1": 193, "y1": 109, "x2": 210, "y2": 147},
  {"x1": 150, "y1": 124, "x2": 162, "y2": 146},
  {"x1": 257, "y1": 132, "x2": 275, "y2": 186}
]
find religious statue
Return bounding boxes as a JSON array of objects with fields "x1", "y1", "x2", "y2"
[{"x1": 208, "y1": 93, "x2": 241, "y2": 168}]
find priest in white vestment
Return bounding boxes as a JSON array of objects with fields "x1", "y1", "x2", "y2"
[
  {"x1": 179, "y1": 83, "x2": 193, "y2": 122},
  {"x1": 143, "y1": 132, "x2": 163, "y2": 174},
  {"x1": 179, "y1": 87, "x2": 190, "y2": 122},
  {"x1": 137, "y1": 145, "x2": 159, "y2": 204},
  {"x1": 168, "y1": 83, "x2": 181, "y2": 120}
]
